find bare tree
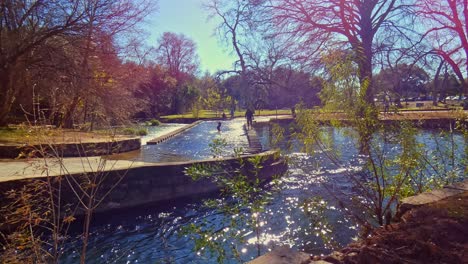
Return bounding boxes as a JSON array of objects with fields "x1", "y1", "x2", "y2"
[
  {"x1": 134, "y1": 65, "x2": 177, "y2": 117},
  {"x1": 0, "y1": 1, "x2": 85, "y2": 126},
  {"x1": 0, "y1": 0, "x2": 154, "y2": 127},
  {"x1": 417, "y1": 0, "x2": 468, "y2": 98},
  {"x1": 206, "y1": 0, "x2": 259, "y2": 107},
  {"x1": 155, "y1": 32, "x2": 200, "y2": 114},
  {"x1": 261, "y1": 0, "x2": 414, "y2": 107},
  {"x1": 156, "y1": 32, "x2": 199, "y2": 82}
]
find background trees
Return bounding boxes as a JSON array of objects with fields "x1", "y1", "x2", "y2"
[
  {"x1": 2, "y1": 0, "x2": 468, "y2": 124},
  {"x1": 155, "y1": 32, "x2": 200, "y2": 114},
  {"x1": 206, "y1": 0, "x2": 258, "y2": 108},
  {"x1": 134, "y1": 65, "x2": 177, "y2": 118},
  {"x1": 374, "y1": 64, "x2": 430, "y2": 103},
  {"x1": 0, "y1": 0, "x2": 153, "y2": 127},
  {"x1": 156, "y1": 32, "x2": 199, "y2": 81},
  {"x1": 0, "y1": 0, "x2": 83, "y2": 126},
  {"x1": 261, "y1": 67, "x2": 321, "y2": 109},
  {"x1": 263, "y1": 0, "x2": 415, "y2": 106}
]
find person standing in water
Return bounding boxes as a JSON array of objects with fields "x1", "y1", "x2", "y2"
[
  {"x1": 217, "y1": 121, "x2": 222, "y2": 132},
  {"x1": 245, "y1": 108, "x2": 253, "y2": 129}
]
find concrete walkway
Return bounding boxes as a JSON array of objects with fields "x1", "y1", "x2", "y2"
[
  {"x1": 0, "y1": 122, "x2": 203, "y2": 182},
  {"x1": 0, "y1": 157, "x2": 149, "y2": 182},
  {"x1": 0, "y1": 118, "x2": 274, "y2": 182}
]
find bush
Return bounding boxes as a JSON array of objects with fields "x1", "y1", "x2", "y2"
[
  {"x1": 137, "y1": 128, "x2": 148, "y2": 136},
  {"x1": 463, "y1": 100, "x2": 468, "y2": 110},
  {"x1": 148, "y1": 119, "x2": 160, "y2": 126},
  {"x1": 121, "y1": 127, "x2": 148, "y2": 136}
]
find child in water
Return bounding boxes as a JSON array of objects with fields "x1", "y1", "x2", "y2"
[{"x1": 217, "y1": 121, "x2": 221, "y2": 132}]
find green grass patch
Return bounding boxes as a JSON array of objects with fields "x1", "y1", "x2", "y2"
[
  {"x1": 0, "y1": 126, "x2": 64, "y2": 143},
  {"x1": 0, "y1": 127, "x2": 29, "y2": 142}
]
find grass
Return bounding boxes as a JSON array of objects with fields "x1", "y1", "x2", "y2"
[
  {"x1": 0, "y1": 125, "x2": 144, "y2": 145},
  {"x1": 0, "y1": 127, "x2": 31, "y2": 143}
]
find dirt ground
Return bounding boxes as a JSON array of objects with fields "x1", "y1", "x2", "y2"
[{"x1": 321, "y1": 192, "x2": 468, "y2": 264}]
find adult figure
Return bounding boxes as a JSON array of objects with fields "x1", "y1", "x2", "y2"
[
  {"x1": 217, "y1": 121, "x2": 222, "y2": 132},
  {"x1": 291, "y1": 106, "x2": 296, "y2": 118},
  {"x1": 245, "y1": 108, "x2": 254, "y2": 129},
  {"x1": 383, "y1": 93, "x2": 390, "y2": 114},
  {"x1": 230, "y1": 107, "x2": 235, "y2": 119}
]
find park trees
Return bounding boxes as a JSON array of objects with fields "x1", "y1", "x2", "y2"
[
  {"x1": 156, "y1": 32, "x2": 199, "y2": 81},
  {"x1": 206, "y1": 0, "x2": 258, "y2": 108},
  {"x1": 262, "y1": 0, "x2": 414, "y2": 108},
  {"x1": 266, "y1": 67, "x2": 322, "y2": 108},
  {"x1": 0, "y1": 0, "x2": 84, "y2": 126},
  {"x1": 134, "y1": 65, "x2": 177, "y2": 118},
  {"x1": 155, "y1": 32, "x2": 200, "y2": 114},
  {"x1": 0, "y1": 0, "x2": 153, "y2": 127},
  {"x1": 207, "y1": 0, "x2": 417, "y2": 112},
  {"x1": 374, "y1": 64, "x2": 430, "y2": 103}
]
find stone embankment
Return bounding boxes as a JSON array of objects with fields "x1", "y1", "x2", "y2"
[
  {"x1": 0, "y1": 137, "x2": 141, "y2": 159},
  {"x1": 0, "y1": 150, "x2": 287, "y2": 216},
  {"x1": 244, "y1": 124, "x2": 263, "y2": 154},
  {"x1": 147, "y1": 120, "x2": 203, "y2": 145},
  {"x1": 249, "y1": 179, "x2": 468, "y2": 264},
  {"x1": 266, "y1": 110, "x2": 468, "y2": 129}
]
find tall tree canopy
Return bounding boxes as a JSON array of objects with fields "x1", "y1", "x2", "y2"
[
  {"x1": 417, "y1": 0, "x2": 468, "y2": 96},
  {"x1": 259, "y1": 0, "x2": 414, "y2": 106},
  {"x1": 156, "y1": 32, "x2": 199, "y2": 82}
]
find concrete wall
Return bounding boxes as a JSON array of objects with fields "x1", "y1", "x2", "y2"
[
  {"x1": 268, "y1": 117, "x2": 463, "y2": 129},
  {"x1": 147, "y1": 121, "x2": 202, "y2": 145},
  {"x1": 0, "y1": 151, "x2": 287, "y2": 216},
  {"x1": 0, "y1": 138, "x2": 141, "y2": 158}
]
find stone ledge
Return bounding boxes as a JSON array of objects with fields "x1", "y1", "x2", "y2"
[
  {"x1": 0, "y1": 150, "x2": 287, "y2": 215},
  {"x1": 400, "y1": 179, "x2": 468, "y2": 214},
  {"x1": 0, "y1": 138, "x2": 141, "y2": 159},
  {"x1": 247, "y1": 247, "x2": 312, "y2": 264},
  {"x1": 245, "y1": 124, "x2": 263, "y2": 154},
  {"x1": 147, "y1": 121, "x2": 203, "y2": 145}
]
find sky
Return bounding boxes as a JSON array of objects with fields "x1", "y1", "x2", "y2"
[{"x1": 145, "y1": 0, "x2": 237, "y2": 74}]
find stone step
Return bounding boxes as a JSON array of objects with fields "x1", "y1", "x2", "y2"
[{"x1": 244, "y1": 124, "x2": 263, "y2": 154}]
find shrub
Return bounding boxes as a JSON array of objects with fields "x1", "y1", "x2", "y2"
[
  {"x1": 121, "y1": 127, "x2": 147, "y2": 136},
  {"x1": 137, "y1": 128, "x2": 148, "y2": 136},
  {"x1": 149, "y1": 119, "x2": 160, "y2": 126}
]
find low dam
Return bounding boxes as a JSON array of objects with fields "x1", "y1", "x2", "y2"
[{"x1": 0, "y1": 150, "x2": 286, "y2": 215}]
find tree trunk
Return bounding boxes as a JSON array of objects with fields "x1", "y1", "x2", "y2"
[
  {"x1": 62, "y1": 96, "x2": 80, "y2": 128},
  {"x1": 433, "y1": 61, "x2": 444, "y2": 106},
  {"x1": 355, "y1": 2, "x2": 375, "y2": 107},
  {"x1": 0, "y1": 67, "x2": 17, "y2": 127}
]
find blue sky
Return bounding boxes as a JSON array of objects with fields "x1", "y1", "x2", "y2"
[{"x1": 145, "y1": 0, "x2": 237, "y2": 74}]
